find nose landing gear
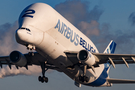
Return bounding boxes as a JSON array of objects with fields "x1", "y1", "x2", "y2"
[
  {"x1": 38, "y1": 62, "x2": 49, "y2": 83},
  {"x1": 27, "y1": 44, "x2": 35, "y2": 56}
]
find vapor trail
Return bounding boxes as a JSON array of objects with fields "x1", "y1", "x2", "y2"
[{"x1": 0, "y1": 65, "x2": 41, "y2": 78}]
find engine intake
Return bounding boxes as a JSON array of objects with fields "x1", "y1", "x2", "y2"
[
  {"x1": 77, "y1": 50, "x2": 95, "y2": 66},
  {"x1": 10, "y1": 51, "x2": 27, "y2": 67}
]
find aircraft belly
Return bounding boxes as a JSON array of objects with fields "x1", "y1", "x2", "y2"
[{"x1": 36, "y1": 48, "x2": 79, "y2": 79}]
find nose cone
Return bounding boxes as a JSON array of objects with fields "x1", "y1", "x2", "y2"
[
  {"x1": 16, "y1": 29, "x2": 27, "y2": 41},
  {"x1": 15, "y1": 29, "x2": 33, "y2": 45}
]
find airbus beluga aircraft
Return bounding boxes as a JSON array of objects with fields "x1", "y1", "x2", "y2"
[{"x1": 1, "y1": 3, "x2": 135, "y2": 87}]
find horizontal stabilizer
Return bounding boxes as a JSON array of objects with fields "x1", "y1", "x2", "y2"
[{"x1": 107, "y1": 78, "x2": 135, "y2": 84}]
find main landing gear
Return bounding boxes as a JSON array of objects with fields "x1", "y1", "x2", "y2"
[
  {"x1": 38, "y1": 62, "x2": 49, "y2": 83},
  {"x1": 79, "y1": 65, "x2": 89, "y2": 82},
  {"x1": 79, "y1": 75, "x2": 89, "y2": 82},
  {"x1": 26, "y1": 44, "x2": 49, "y2": 83}
]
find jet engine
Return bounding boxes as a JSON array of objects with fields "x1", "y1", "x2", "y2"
[
  {"x1": 77, "y1": 50, "x2": 95, "y2": 67},
  {"x1": 10, "y1": 51, "x2": 27, "y2": 67}
]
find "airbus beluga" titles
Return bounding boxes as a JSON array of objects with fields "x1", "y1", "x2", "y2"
[{"x1": 55, "y1": 19, "x2": 96, "y2": 53}]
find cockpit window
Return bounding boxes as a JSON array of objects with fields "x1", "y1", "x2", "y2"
[{"x1": 20, "y1": 27, "x2": 31, "y2": 32}]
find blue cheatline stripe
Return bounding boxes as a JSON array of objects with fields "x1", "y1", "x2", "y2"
[{"x1": 86, "y1": 64, "x2": 109, "y2": 86}]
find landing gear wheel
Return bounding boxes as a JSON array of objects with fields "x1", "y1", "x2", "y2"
[
  {"x1": 83, "y1": 76, "x2": 89, "y2": 82},
  {"x1": 38, "y1": 76, "x2": 48, "y2": 83},
  {"x1": 43, "y1": 77, "x2": 48, "y2": 83},
  {"x1": 79, "y1": 75, "x2": 89, "y2": 82},
  {"x1": 38, "y1": 76, "x2": 42, "y2": 82},
  {"x1": 41, "y1": 78, "x2": 44, "y2": 83},
  {"x1": 28, "y1": 52, "x2": 34, "y2": 56}
]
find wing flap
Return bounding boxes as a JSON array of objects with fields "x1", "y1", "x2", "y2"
[
  {"x1": 107, "y1": 78, "x2": 135, "y2": 83},
  {"x1": 64, "y1": 51, "x2": 79, "y2": 64}
]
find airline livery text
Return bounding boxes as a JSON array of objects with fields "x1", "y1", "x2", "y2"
[{"x1": 55, "y1": 19, "x2": 96, "y2": 53}]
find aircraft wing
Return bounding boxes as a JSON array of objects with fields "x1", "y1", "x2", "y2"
[
  {"x1": 93, "y1": 53, "x2": 135, "y2": 68},
  {"x1": 0, "y1": 56, "x2": 12, "y2": 68},
  {"x1": 0, "y1": 52, "x2": 59, "y2": 70},
  {"x1": 65, "y1": 50, "x2": 135, "y2": 68},
  {"x1": 106, "y1": 78, "x2": 135, "y2": 83}
]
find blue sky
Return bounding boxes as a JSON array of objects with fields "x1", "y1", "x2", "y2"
[{"x1": 1, "y1": 0, "x2": 135, "y2": 90}]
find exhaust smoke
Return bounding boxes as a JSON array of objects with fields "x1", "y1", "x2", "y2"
[{"x1": 0, "y1": 65, "x2": 41, "y2": 78}]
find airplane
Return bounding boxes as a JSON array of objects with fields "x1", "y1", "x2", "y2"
[{"x1": 1, "y1": 3, "x2": 135, "y2": 87}]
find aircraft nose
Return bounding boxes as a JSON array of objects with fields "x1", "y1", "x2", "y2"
[
  {"x1": 16, "y1": 29, "x2": 27, "y2": 41},
  {"x1": 15, "y1": 28, "x2": 32, "y2": 44}
]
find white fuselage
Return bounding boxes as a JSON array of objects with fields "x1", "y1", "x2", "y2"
[{"x1": 16, "y1": 3, "x2": 109, "y2": 87}]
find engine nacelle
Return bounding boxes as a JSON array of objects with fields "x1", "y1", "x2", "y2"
[
  {"x1": 9, "y1": 51, "x2": 27, "y2": 67},
  {"x1": 77, "y1": 50, "x2": 95, "y2": 67}
]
